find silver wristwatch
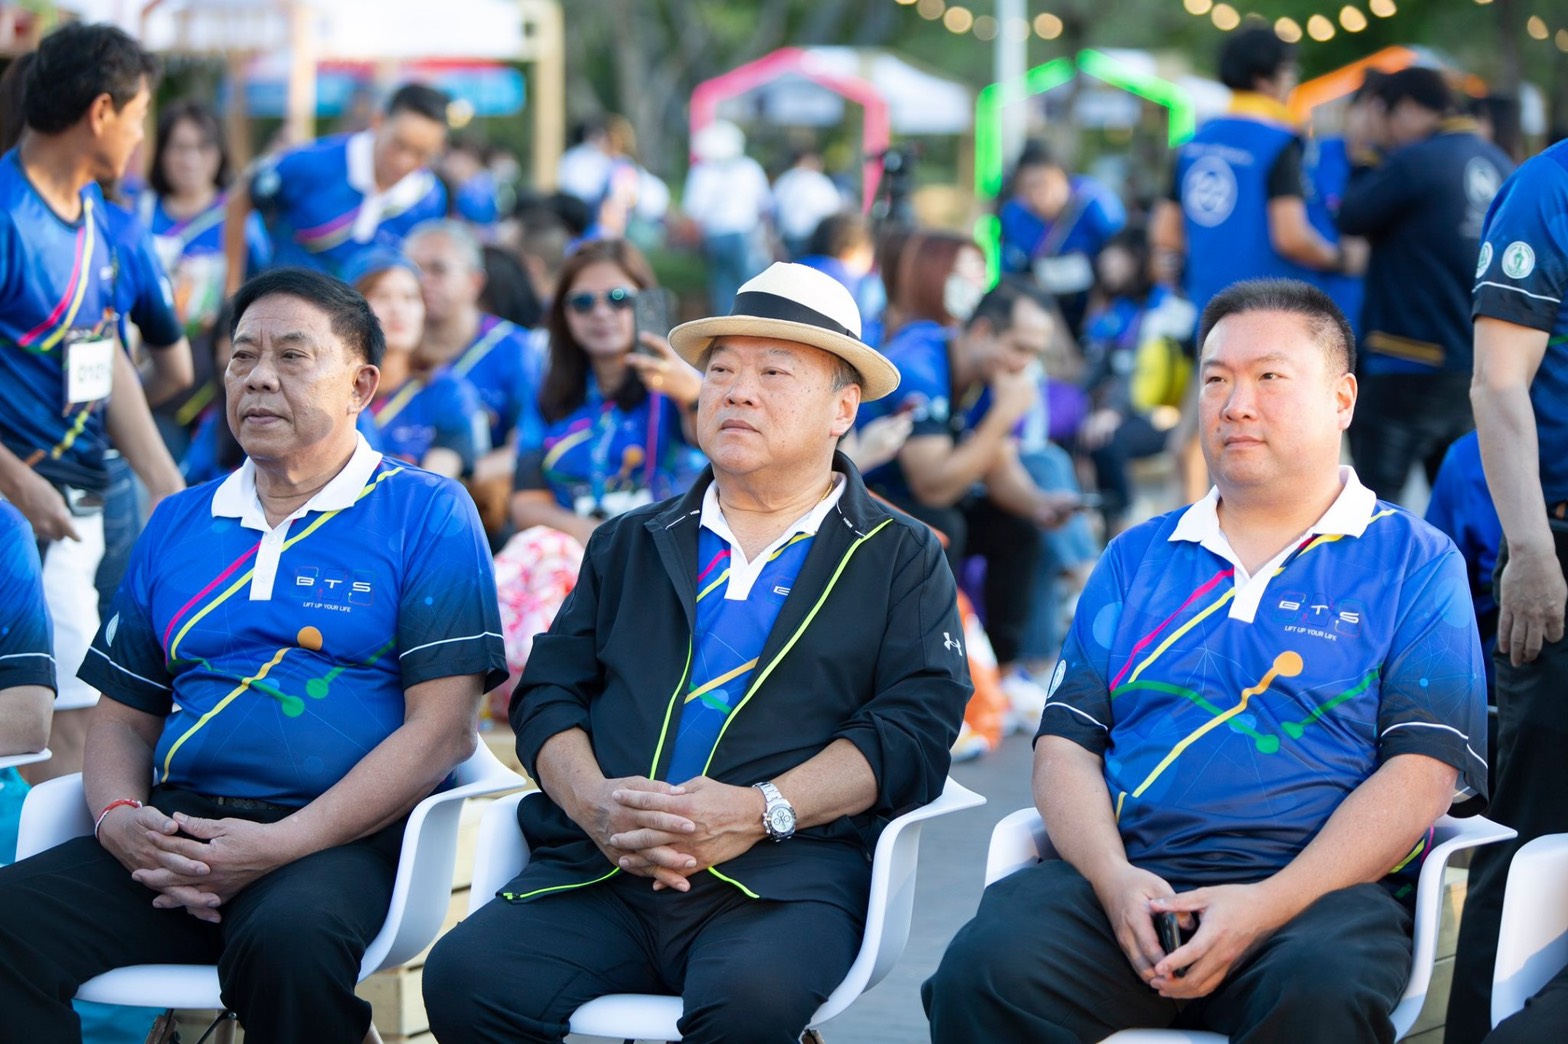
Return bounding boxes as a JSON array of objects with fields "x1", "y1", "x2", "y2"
[{"x1": 753, "y1": 781, "x2": 796, "y2": 842}]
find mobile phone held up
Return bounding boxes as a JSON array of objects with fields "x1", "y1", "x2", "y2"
[{"x1": 634, "y1": 288, "x2": 677, "y2": 355}]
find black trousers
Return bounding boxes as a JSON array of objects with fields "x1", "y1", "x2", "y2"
[
  {"x1": 424, "y1": 867, "x2": 861, "y2": 1044},
  {"x1": 1089, "y1": 411, "x2": 1170, "y2": 521},
  {"x1": 0, "y1": 786, "x2": 402, "y2": 1044},
  {"x1": 1447, "y1": 531, "x2": 1568, "y2": 1044},
  {"x1": 1485, "y1": 963, "x2": 1568, "y2": 1043},
  {"x1": 1349, "y1": 371, "x2": 1474, "y2": 502},
  {"x1": 923, "y1": 859, "x2": 1413, "y2": 1043},
  {"x1": 894, "y1": 494, "x2": 1042, "y2": 667}
]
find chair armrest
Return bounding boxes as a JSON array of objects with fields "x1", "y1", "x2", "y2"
[
  {"x1": 467, "y1": 789, "x2": 535, "y2": 915},
  {"x1": 984, "y1": 807, "x2": 1052, "y2": 886},
  {"x1": 15, "y1": 772, "x2": 91, "y2": 862},
  {"x1": 812, "y1": 778, "x2": 985, "y2": 1025},
  {"x1": 1391, "y1": 815, "x2": 1517, "y2": 1037},
  {"x1": 0, "y1": 748, "x2": 51, "y2": 772},
  {"x1": 359, "y1": 742, "x2": 528, "y2": 975},
  {"x1": 1492, "y1": 832, "x2": 1568, "y2": 1027}
]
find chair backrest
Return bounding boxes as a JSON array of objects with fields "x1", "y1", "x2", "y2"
[{"x1": 1491, "y1": 832, "x2": 1568, "y2": 1028}]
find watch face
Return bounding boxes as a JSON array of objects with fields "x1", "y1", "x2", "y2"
[{"x1": 767, "y1": 805, "x2": 796, "y2": 835}]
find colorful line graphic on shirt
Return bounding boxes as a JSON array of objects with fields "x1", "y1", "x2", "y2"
[
  {"x1": 18, "y1": 195, "x2": 97, "y2": 354},
  {"x1": 163, "y1": 465, "x2": 404, "y2": 662},
  {"x1": 683, "y1": 532, "x2": 815, "y2": 709}
]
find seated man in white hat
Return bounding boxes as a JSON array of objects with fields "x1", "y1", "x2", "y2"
[{"x1": 424, "y1": 263, "x2": 974, "y2": 1044}]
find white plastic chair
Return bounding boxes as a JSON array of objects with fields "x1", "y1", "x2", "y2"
[
  {"x1": 467, "y1": 777, "x2": 985, "y2": 1041},
  {"x1": 984, "y1": 807, "x2": 1517, "y2": 1044},
  {"x1": 1491, "y1": 831, "x2": 1568, "y2": 1027},
  {"x1": 0, "y1": 747, "x2": 51, "y2": 771},
  {"x1": 13, "y1": 739, "x2": 526, "y2": 1010}
]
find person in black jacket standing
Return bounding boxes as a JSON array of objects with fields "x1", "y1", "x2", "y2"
[
  {"x1": 1337, "y1": 67, "x2": 1514, "y2": 503},
  {"x1": 424, "y1": 263, "x2": 973, "y2": 1044}
]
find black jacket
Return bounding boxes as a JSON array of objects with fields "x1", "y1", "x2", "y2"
[{"x1": 507, "y1": 453, "x2": 972, "y2": 915}]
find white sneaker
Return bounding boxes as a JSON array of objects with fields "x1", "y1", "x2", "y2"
[{"x1": 1000, "y1": 668, "x2": 1049, "y2": 734}]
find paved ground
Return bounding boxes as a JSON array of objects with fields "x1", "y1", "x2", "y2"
[{"x1": 818, "y1": 732, "x2": 1037, "y2": 1044}]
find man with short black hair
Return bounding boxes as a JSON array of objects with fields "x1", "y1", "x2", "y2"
[
  {"x1": 1337, "y1": 66, "x2": 1514, "y2": 503},
  {"x1": 926, "y1": 278, "x2": 1487, "y2": 1043},
  {"x1": 225, "y1": 82, "x2": 450, "y2": 287},
  {"x1": 0, "y1": 267, "x2": 506, "y2": 1043},
  {"x1": 0, "y1": 22, "x2": 184, "y2": 782}
]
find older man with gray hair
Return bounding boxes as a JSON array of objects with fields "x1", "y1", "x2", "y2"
[{"x1": 425, "y1": 263, "x2": 972, "y2": 1044}]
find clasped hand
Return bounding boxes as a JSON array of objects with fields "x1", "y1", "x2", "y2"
[
  {"x1": 581, "y1": 775, "x2": 764, "y2": 892},
  {"x1": 101, "y1": 806, "x2": 289, "y2": 923}
]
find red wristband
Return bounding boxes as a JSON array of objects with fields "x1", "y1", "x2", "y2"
[{"x1": 93, "y1": 798, "x2": 144, "y2": 841}]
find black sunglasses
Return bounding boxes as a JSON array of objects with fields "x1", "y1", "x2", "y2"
[{"x1": 566, "y1": 287, "x2": 638, "y2": 314}]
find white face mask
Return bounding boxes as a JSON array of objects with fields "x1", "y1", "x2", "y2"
[{"x1": 943, "y1": 272, "x2": 984, "y2": 323}]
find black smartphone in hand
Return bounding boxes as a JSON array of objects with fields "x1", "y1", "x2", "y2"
[
  {"x1": 1155, "y1": 911, "x2": 1188, "y2": 978},
  {"x1": 633, "y1": 287, "x2": 676, "y2": 351}
]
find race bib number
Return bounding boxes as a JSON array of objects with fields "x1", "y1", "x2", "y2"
[
  {"x1": 65, "y1": 337, "x2": 115, "y2": 405},
  {"x1": 573, "y1": 488, "x2": 654, "y2": 520},
  {"x1": 1033, "y1": 253, "x2": 1095, "y2": 295}
]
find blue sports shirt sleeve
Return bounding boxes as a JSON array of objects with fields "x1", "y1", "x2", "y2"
[
  {"x1": 1375, "y1": 545, "x2": 1490, "y2": 805},
  {"x1": 1472, "y1": 153, "x2": 1568, "y2": 332},
  {"x1": 396, "y1": 478, "x2": 508, "y2": 693},
  {"x1": 0, "y1": 503, "x2": 54, "y2": 692},
  {"x1": 79, "y1": 511, "x2": 175, "y2": 715},
  {"x1": 1034, "y1": 538, "x2": 1125, "y2": 753}
]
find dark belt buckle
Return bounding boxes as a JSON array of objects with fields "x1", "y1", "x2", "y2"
[{"x1": 61, "y1": 484, "x2": 105, "y2": 517}]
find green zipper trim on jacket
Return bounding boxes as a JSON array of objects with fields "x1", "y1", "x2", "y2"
[
  {"x1": 647, "y1": 641, "x2": 694, "y2": 778},
  {"x1": 698, "y1": 517, "x2": 896, "y2": 779},
  {"x1": 706, "y1": 866, "x2": 761, "y2": 898},
  {"x1": 500, "y1": 866, "x2": 620, "y2": 903}
]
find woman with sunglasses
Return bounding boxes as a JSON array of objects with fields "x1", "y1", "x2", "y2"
[
  {"x1": 494, "y1": 240, "x2": 700, "y2": 700},
  {"x1": 509, "y1": 238, "x2": 700, "y2": 544},
  {"x1": 349, "y1": 251, "x2": 487, "y2": 479}
]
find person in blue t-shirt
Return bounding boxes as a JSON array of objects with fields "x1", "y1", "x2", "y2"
[
  {"x1": 0, "y1": 24, "x2": 185, "y2": 785},
  {"x1": 928, "y1": 279, "x2": 1486, "y2": 1042},
  {"x1": 0, "y1": 268, "x2": 506, "y2": 1043},
  {"x1": 347, "y1": 250, "x2": 487, "y2": 478},
  {"x1": 407, "y1": 220, "x2": 545, "y2": 534},
  {"x1": 509, "y1": 238, "x2": 701, "y2": 547},
  {"x1": 1338, "y1": 68, "x2": 1514, "y2": 504},
  {"x1": 999, "y1": 143, "x2": 1126, "y2": 335},
  {"x1": 1151, "y1": 27, "x2": 1355, "y2": 318},
  {"x1": 1424, "y1": 431, "x2": 1501, "y2": 702},
  {"x1": 227, "y1": 82, "x2": 449, "y2": 290},
  {"x1": 0, "y1": 501, "x2": 53, "y2": 759},
  {"x1": 1445, "y1": 137, "x2": 1568, "y2": 1044}
]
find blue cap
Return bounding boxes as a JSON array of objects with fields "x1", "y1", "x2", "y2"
[{"x1": 341, "y1": 248, "x2": 420, "y2": 290}]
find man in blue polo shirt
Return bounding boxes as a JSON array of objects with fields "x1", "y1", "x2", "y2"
[
  {"x1": 926, "y1": 279, "x2": 1487, "y2": 1042},
  {"x1": 0, "y1": 268, "x2": 506, "y2": 1043},
  {"x1": 0, "y1": 24, "x2": 185, "y2": 783},
  {"x1": 225, "y1": 82, "x2": 449, "y2": 288},
  {"x1": 999, "y1": 143, "x2": 1126, "y2": 335},
  {"x1": 1446, "y1": 137, "x2": 1568, "y2": 1044},
  {"x1": 0, "y1": 501, "x2": 53, "y2": 761}
]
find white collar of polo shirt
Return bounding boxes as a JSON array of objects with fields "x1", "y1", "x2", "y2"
[
  {"x1": 211, "y1": 433, "x2": 384, "y2": 601},
  {"x1": 344, "y1": 130, "x2": 432, "y2": 243},
  {"x1": 700, "y1": 474, "x2": 845, "y2": 601},
  {"x1": 1168, "y1": 465, "x2": 1378, "y2": 623}
]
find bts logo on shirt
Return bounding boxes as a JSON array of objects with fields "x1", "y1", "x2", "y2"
[
  {"x1": 294, "y1": 566, "x2": 374, "y2": 610},
  {"x1": 1270, "y1": 591, "x2": 1364, "y2": 640}
]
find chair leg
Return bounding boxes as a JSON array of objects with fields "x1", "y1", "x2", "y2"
[
  {"x1": 142, "y1": 1011, "x2": 178, "y2": 1044},
  {"x1": 803, "y1": 1031, "x2": 827, "y2": 1044}
]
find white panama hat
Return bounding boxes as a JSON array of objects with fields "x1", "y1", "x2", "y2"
[{"x1": 668, "y1": 262, "x2": 901, "y2": 401}]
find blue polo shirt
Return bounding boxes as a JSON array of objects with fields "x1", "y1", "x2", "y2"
[
  {"x1": 370, "y1": 367, "x2": 489, "y2": 473},
  {"x1": 1303, "y1": 135, "x2": 1365, "y2": 340},
  {"x1": 80, "y1": 436, "x2": 507, "y2": 806},
  {"x1": 138, "y1": 192, "x2": 271, "y2": 336},
  {"x1": 103, "y1": 199, "x2": 183, "y2": 351},
  {"x1": 451, "y1": 314, "x2": 544, "y2": 451},
  {"x1": 0, "y1": 501, "x2": 53, "y2": 693},
  {"x1": 1425, "y1": 432, "x2": 1501, "y2": 693},
  {"x1": 1471, "y1": 139, "x2": 1568, "y2": 503},
  {"x1": 998, "y1": 176, "x2": 1126, "y2": 281},
  {"x1": 857, "y1": 320, "x2": 987, "y2": 503},
  {"x1": 249, "y1": 132, "x2": 446, "y2": 279},
  {"x1": 516, "y1": 381, "x2": 694, "y2": 516},
  {"x1": 0, "y1": 149, "x2": 120, "y2": 492},
  {"x1": 1038, "y1": 469, "x2": 1488, "y2": 891}
]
